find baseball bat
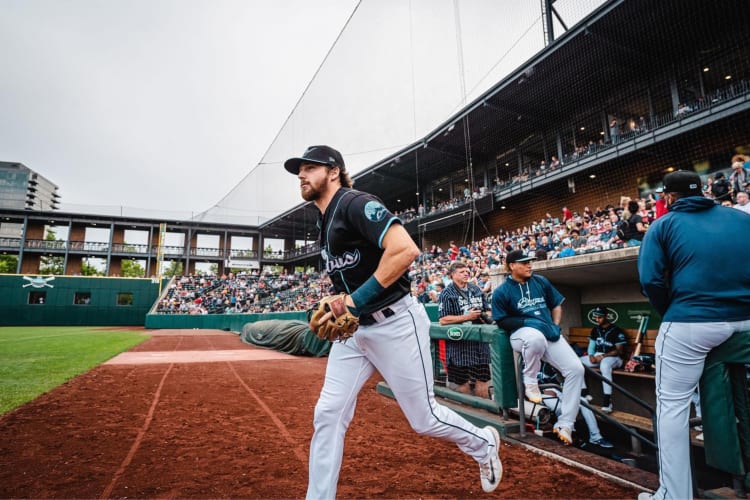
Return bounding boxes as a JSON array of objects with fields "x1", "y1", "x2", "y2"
[{"x1": 624, "y1": 314, "x2": 649, "y2": 372}]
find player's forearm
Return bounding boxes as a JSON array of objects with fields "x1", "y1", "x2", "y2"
[{"x1": 373, "y1": 227, "x2": 419, "y2": 288}]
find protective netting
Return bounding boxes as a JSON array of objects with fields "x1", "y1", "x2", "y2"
[{"x1": 199, "y1": 0, "x2": 607, "y2": 225}]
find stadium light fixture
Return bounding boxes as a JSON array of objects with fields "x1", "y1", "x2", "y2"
[
  {"x1": 500, "y1": 205, "x2": 506, "y2": 210},
  {"x1": 589, "y1": 174, "x2": 596, "y2": 179},
  {"x1": 725, "y1": 74, "x2": 732, "y2": 80},
  {"x1": 703, "y1": 67, "x2": 710, "y2": 72},
  {"x1": 580, "y1": 127, "x2": 585, "y2": 131}
]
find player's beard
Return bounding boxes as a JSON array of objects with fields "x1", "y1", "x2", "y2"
[{"x1": 300, "y1": 179, "x2": 323, "y2": 202}]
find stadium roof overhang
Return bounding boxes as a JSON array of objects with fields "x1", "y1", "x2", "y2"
[{"x1": 259, "y1": 0, "x2": 747, "y2": 242}]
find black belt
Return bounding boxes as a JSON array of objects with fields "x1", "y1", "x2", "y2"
[{"x1": 359, "y1": 307, "x2": 395, "y2": 326}]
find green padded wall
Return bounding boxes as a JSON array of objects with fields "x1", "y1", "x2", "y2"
[
  {"x1": 144, "y1": 311, "x2": 307, "y2": 331},
  {"x1": 0, "y1": 274, "x2": 164, "y2": 326},
  {"x1": 429, "y1": 323, "x2": 518, "y2": 409}
]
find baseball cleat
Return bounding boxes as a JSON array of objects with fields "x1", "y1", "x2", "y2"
[
  {"x1": 637, "y1": 492, "x2": 654, "y2": 500},
  {"x1": 554, "y1": 426, "x2": 573, "y2": 445},
  {"x1": 479, "y1": 425, "x2": 503, "y2": 492},
  {"x1": 524, "y1": 383, "x2": 542, "y2": 403},
  {"x1": 600, "y1": 404, "x2": 613, "y2": 413},
  {"x1": 589, "y1": 437, "x2": 614, "y2": 448}
]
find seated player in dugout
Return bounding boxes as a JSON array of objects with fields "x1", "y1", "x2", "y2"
[
  {"x1": 579, "y1": 305, "x2": 628, "y2": 413},
  {"x1": 438, "y1": 261, "x2": 493, "y2": 399}
]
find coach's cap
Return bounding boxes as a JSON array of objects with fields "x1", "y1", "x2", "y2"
[
  {"x1": 591, "y1": 305, "x2": 609, "y2": 318},
  {"x1": 663, "y1": 170, "x2": 702, "y2": 196},
  {"x1": 284, "y1": 145, "x2": 345, "y2": 175},
  {"x1": 505, "y1": 250, "x2": 536, "y2": 264}
]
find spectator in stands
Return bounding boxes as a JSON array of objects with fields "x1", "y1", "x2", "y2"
[
  {"x1": 609, "y1": 119, "x2": 619, "y2": 144},
  {"x1": 491, "y1": 250, "x2": 583, "y2": 445},
  {"x1": 578, "y1": 305, "x2": 627, "y2": 413},
  {"x1": 561, "y1": 206, "x2": 573, "y2": 223},
  {"x1": 568, "y1": 228, "x2": 587, "y2": 250},
  {"x1": 729, "y1": 160, "x2": 749, "y2": 199},
  {"x1": 711, "y1": 172, "x2": 731, "y2": 203},
  {"x1": 438, "y1": 261, "x2": 493, "y2": 399},
  {"x1": 653, "y1": 188, "x2": 668, "y2": 219},
  {"x1": 537, "y1": 235, "x2": 554, "y2": 253},
  {"x1": 448, "y1": 241, "x2": 459, "y2": 261},
  {"x1": 622, "y1": 200, "x2": 647, "y2": 247},
  {"x1": 537, "y1": 362, "x2": 614, "y2": 448},
  {"x1": 734, "y1": 191, "x2": 750, "y2": 215},
  {"x1": 598, "y1": 219, "x2": 619, "y2": 248},
  {"x1": 550, "y1": 156, "x2": 561, "y2": 170},
  {"x1": 638, "y1": 170, "x2": 750, "y2": 500},
  {"x1": 557, "y1": 238, "x2": 575, "y2": 258},
  {"x1": 477, "y1": 270, "x2": 492, "y2": 298}
]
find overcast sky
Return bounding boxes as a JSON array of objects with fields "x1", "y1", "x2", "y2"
[
  {"x1": 1, "y1": 0, "x2": 603, "y2": 222},
  {"x1": 0, "y1": 0, "x2": 358, "y2": 216}
]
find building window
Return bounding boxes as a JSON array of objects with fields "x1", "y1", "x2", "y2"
[
  {"x1": 28, "y1": 291, "x2": 46, "y2": 304},
  {"x1": 116, "y1": 293, "x2": 133, "y2": 306},
  {"x1": 74, "y1": 292, "x2": 91, "y2": 305}
]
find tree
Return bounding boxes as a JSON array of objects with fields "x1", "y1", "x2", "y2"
[
  {"x1": 39, "y1": 256, "x2": 64, "y2": 275},
  {"x1": 0, "y1": 255, "x2": 18, "y2": 273},
  {"x1": 121, "y1": 259, "x2": 145, "y2": 278},
  {"x1": 81, "y1": 261, "x2": 104, "y2": 276},
  {"x1": 163, "y1": 261, "x2": 184, "y2": 277}
]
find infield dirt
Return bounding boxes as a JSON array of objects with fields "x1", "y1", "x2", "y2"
[{"x1": 0, "y1": 330, "x2": 644, "y2": 499}]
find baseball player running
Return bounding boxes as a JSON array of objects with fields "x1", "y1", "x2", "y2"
[
  {"x1": 638, "y1": 170, "x2": 750, "y2": 500},
  {"x1": 284, "y1": 145, "x2": 501, "y2": 499}
]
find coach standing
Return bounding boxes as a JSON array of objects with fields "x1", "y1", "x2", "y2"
[{"x1": 638, "y1": 170, "x2": 750, "y2": 500}]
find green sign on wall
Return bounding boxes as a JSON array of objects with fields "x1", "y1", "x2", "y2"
[{"x1": 580, "y1": 302, "x2": 662, "y2": 330}]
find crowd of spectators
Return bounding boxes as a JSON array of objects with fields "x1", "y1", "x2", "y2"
[
  {"x1": 158, "y1": 158, "x2": 749, "y2": 315},
  {"x1": 156, "y1": 270, "x2": 332, "y2": 315}
]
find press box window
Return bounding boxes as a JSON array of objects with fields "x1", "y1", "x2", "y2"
[
  {"x1": 28, "y1": 291, "x2": 47, "y2": 305},
  {"x1": 116, "y1": 292, "x2": 133, "y2": 306},
  {"x1": 74, "y1": 292, "x2": 91, "y2": 305}
]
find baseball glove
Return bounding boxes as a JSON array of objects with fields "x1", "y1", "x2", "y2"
[{"x1": 308, "y1": 293, "x2": 359, "y2": 341}]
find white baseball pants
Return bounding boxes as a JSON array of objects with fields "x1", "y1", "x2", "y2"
[
  {"x1": 580, "y1": 355, "x2": 623, "y2": 395},
  {"x1": 652, "y1": 320, "x2": 750, "y2": 500},
  {"x1": 306, "y1": 295, "x2": 495, "y2": 500},
  {"x1": 510, "y1": 326, "x2": 584, "y2": 430}
]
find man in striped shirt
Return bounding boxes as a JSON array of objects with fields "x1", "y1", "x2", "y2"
[{"x1": 438, "y1": 261, "x2": 493, "y2": 399}]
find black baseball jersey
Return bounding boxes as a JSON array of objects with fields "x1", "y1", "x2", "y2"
[
  {"x1": 319, "y1": 187, "x2": 411, "y2": 314},
  {"x1": 438, "y1": 282, "x2": 491, "y2": 366},
  {"x1": 589, "y1": 323, "x2": 627, "y2": 355}
]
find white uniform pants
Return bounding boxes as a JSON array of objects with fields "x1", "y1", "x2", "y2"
[
  {"x1": 580, "y1": 355, "x2": 623, "y2": 395},
  {"x1": 653, "y1": 320, "x2": 750, "y2": 500},
  {"x1": 307, "y1": 295, "x2": 494, "y2": 500},
  {"x1": 510, "y1": 327, "x2": 584, "y2": 430},
  {"x1": 543, "y1": 389, "x2": 604, "y2": 442}
]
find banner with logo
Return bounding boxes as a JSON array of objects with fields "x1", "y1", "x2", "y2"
[{"x1": 580, "y1": 302, "x2": 662, "y2": 329}]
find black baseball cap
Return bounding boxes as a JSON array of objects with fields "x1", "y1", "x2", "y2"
[
  {"x1": 506, "y1": 250, "x2": 536, "y2": 264},
  {"x1": 663, "y1": 170, "x2": 702, "y2": 196},
  {"x1": 284, "y1": 145, "x2": 345, "y2": 175},
  {"x1": 592, "y1": 305, "x2": 609, "y2": 318}
]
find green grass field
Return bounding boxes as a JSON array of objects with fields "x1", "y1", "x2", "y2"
[{"x1": 0, "y1": 327, "x2": 149, "y2": 415}]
